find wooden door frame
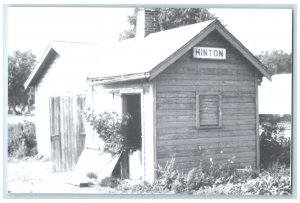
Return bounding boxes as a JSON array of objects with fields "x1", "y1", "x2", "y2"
[{"x1": 120, "y1": 88, "x2": 145, "y2": 179}]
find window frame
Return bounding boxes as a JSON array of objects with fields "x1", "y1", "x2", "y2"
[{"x1": 196, "y1": 93, "x2": 222, "y2": 129}]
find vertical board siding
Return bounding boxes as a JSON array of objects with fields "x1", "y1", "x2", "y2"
[
  {"x1": 154, "y1": 30, "x2": 257, "y2": 171},
  {"x1": 50, "y1": 95, "x2": 85, "y2": 172}
]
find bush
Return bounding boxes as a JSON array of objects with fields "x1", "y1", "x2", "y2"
[
  {"x1": 8, "y1": 121, "x2": 37, "y2": 158},
  {"x1": 84, "y1": 110, "x2": 133, "y2": 156},
  {"x1": 118, "y1": 158, "x2": 290, "y2": 195},
  {"x1": 196, "y1": 167, "x2": 291, "y2": 195},
  {"x1": 100, "y1": 177, "x2": 121, "y2": 188},
  {"x1": 260, "y1": 117, "x2": 291, "y2": 169},
  {"x1": 86, "y1": 172, "x2": 98, "y2": 180}
]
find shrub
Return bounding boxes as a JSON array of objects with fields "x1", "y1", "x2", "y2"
[
  {"x1": 152, "y1": 157, "x2": 256, "y2": 194},
  {"x1": 8, "y1": 121, "x2": 37, "y2": 158},
  {"x1": 117, "y1": 158, "x2": 290, "y2": 195},
  {"x1": 260, "y1": 117, "x2": 291, "y2": 169},
  {"x1": 100, "y1": 177, "x2": 121, "y2": 188},
  {"x1": 196, "y1": 167, "x2": 291, "y2": 195},
  {"x1": 84, "y1": 110, "x2": 133, "y2": 156},
  {"x1": 86, "y1": 172, "x2": 98, "y2": 180}
]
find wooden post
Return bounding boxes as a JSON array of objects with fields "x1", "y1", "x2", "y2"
[
  {"x1": 255, "y1": 71, "x2": 260, "y2": 170},
  {"x1": 120, "y1": 152, "x2": 129, "y2": 180}
]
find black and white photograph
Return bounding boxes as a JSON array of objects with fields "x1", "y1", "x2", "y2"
[{"x1": 4, "y1": 4, "x2": 294, "y2": 198}]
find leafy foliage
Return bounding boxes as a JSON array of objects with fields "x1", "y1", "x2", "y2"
[
  {"x1": 8, "y1": 121, "x2": 37, "y2": 158},
  {"x1": 196, "y1": 167, "x2": 291, "y2": 195},
  {"x1": 100, "y1": 177, "x2": 121, "y2": 188},
  {"x1": 119, "y1": 8, "x2": 217, "y2": 40},
  {"x1": 85, "y1": 110, "x2": 133, "y2": 156},
  {"x1": 157, "y1": 8, "x2": 216, "y2": 31},
  {"x1": 256, "y1": 50, "x2": 292, "y2": 75},
  {"x1": 114, "y1": 158, "x2": 290, "y2": 195},
  {"x1": 260, "y1": 115, "x2": 291, "y2": 169},
  {"x1": 8, "y1": 50, "x2": 36, "y2": 114}
]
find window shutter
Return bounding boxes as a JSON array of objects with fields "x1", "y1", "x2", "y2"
[{"x1": 197, "y1": 94, "x2": 222, "y2": 128}]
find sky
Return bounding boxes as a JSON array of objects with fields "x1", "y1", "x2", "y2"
[
  {"x1": 7, "y1": 7, "x2": 293, "y2": 59},
  {"x1": 6, "y1": 7, "x2": 293, "y2": 115}
]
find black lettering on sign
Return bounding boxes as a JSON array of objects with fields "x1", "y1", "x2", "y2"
[{"x1": 193, "y1": 47, "x2": 226, "y2": 60}]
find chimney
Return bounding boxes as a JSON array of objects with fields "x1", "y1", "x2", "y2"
[{"x1": 136, "y1": 8, "x2": 160, "y2": 39}]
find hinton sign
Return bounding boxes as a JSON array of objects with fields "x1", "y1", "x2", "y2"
[{"x1": 193, "y1": 47, "x2": 226, "y2": 60}]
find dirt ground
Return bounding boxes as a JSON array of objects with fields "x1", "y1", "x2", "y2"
[{"x1": 7, "y1": 157, "x2": 119, "y2": 194}]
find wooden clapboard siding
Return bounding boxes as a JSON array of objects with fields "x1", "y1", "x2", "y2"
[{"x1": 154, "y1": 30, "x2": 257, "y2": 171}]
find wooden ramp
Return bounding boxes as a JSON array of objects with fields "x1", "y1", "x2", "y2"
[
  {"x1": 71, "y1": 147, "x2": 121, "y2": 185},
  {"x1": 69, "y1": 120, "x2": 121, "y2": 185}
]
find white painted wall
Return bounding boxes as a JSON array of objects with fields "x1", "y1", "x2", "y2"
[
  {"x1": 89, "y1": 82, "x2": 155, "y2": 182},
  {"x1": 35, "y1": 53, "x2": 90, "y2": 157}
]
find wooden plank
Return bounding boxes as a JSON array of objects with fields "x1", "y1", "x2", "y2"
[
  {"x1": 163, "y1": 63, "x2": 254, "y2": 75},
  {"x1": 156, "y1": 118, "x2": 255, "y2": 129},
  {"x1": 156, "y1": 135, "x2": 255, "y2": 147},
  {"x1": 153, "y1": 82, "x2": 157, "y2": 179},
  {"x1": 173, "y1": 59, "x2": 253, "y2": 71},
  {"x1": 223, "y1": 97, "x2": 255, "y2": 103},
  {"x1": 157, "y1": 114, "x2": 255, "y2": 122},
  {"x1": 156, "y1": 73, "x2": 255, "y2": 81},
  {"x1": 157, "y1": 130, "x2": 256, "y2": 140},
  {"x1": 60, "y1": 97, "x2": 66, "y2": 171},
  {"x1": 157, "y1": 141, "x2": 256, "y2": 153},
  {"x1": 56, "y1": 97, "x2": 62, "y2": 172},
  {"x1": 158, "y1": 145, "x2": 256, "y2": 156},
  {"x1": 157, "y1": 151, "x2": 256, "y2": 163},
  {"x1": 157, "y1": 103, "x2": 195, "y2": 110},
  {"x1": 155, "y1": 79, "x2": 255, "y2": 87},
  {"x1": 156, "y1": 91, "x2": 196, "y2": 98},
  {"x1": 156, "y1": 124, "x2": 255, "y2": 135},
  {"x1": 157, "y1": 97, "x2": 195, "y2": 104},
  {"x1": 157, "y1": 145, "x2": 256, "y2": 159},
  {"x1": 223, "y1": 103, "x2": 255, "y2": 109},
  {"x1": 49, "y1": 97, "x2": 55, "y2": 172},
  {"x1": 69, "y1": 96, "x2": 75, "y2": 170},
  {"x1": 255, "y1": 71, "x2": 260, "y2": 169},
  {"x1": 156, "y1": 110, "x2": 254, "y2": 119},
  {"x1": 156, "y1": 85, "x2": 254, "y2": 93},
  {"x1": 156, "y1": 109, "x2": 196, "y2": 116}
]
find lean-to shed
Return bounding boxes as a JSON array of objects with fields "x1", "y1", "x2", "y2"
[
  {"x1": 24, "y1": 41, "x2": 98, "y2": 158},
  {"x1": 86, "y1": 10, "x2": 271, "y2": 182}
]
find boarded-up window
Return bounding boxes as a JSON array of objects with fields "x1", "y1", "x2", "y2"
[{"x1": 196, "y1": 94, "x2": 222, "y2": 128}]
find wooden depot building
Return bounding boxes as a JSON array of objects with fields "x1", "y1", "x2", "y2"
[{"x1": 25, "y1": 9, "x2": 271, "y2": 182}]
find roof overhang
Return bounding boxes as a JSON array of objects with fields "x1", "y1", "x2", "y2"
[
  {"x1": 88, "y1": 72, "x2": 150, "y2": 85},
  {"x1": 149, "y1": 20, "x2": 272, "y2": 81},
  {"x1": 24, "y1": 44, "x2": 58, "y2": 90}
]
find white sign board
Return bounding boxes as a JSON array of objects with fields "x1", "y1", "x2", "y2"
[{"x1": 193, "y1": 47, "x2": 226, "y2": 60}]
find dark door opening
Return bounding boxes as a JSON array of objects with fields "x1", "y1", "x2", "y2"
[
  {"x1": 124, "y1": 94, "x2": 142, "y2": 152},
  {"x1": 112, "y1": 94, "x2": 142, "y2": 179}
]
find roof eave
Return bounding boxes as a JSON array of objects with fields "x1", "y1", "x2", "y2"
[
  {"x1": 88, "y1": 72, "x2": 151, "y2": 85},
  {"x1": 148, "y1": 20, "x2": 272, "y2": 82},
  {"x1": 24, "y1": 44, "x2": 58, "y2": 90},
  {"x1": 214, "y1": 21, "x2": 272, "y2": 81},
  {"x1": 149, "y1": 20, "x2": 217, "y2": 80}
]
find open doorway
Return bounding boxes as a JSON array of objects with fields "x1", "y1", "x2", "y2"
[{"x1": 113, "y1": 93, "x2": 142, "y2": 179}]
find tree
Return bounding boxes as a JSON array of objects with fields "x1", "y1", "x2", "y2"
[
  {"x1": 119, "y1": 8, "x2": 217, "y2": 40},
  {"x1": 8, "y1": 50, "x2": 36, "y2": 115},
  {"x1": 256, "y1": 50, "x2": 292, "y2": 75}
]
